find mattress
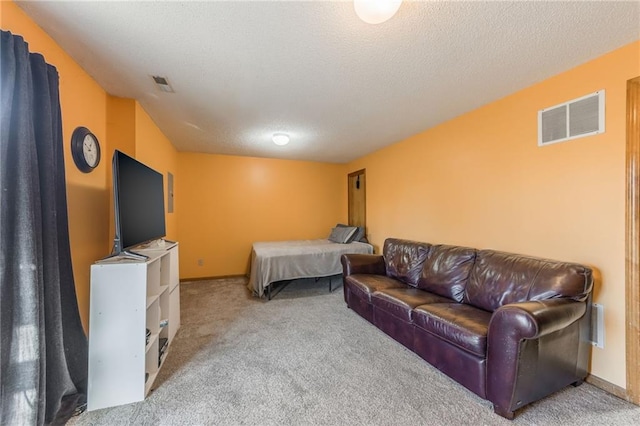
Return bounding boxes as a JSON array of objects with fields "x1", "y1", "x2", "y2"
[{"x1": 248, "y1": 239, "x2": 373, "y2": 297}]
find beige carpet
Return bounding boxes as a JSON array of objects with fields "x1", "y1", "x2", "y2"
[{"x1": 71, "y1": 277, "x2": 640, "y2": 425}]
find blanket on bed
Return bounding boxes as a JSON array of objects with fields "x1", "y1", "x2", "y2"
[{"x1": 248, "y1": 239, "x2": 373, "y2": 297}]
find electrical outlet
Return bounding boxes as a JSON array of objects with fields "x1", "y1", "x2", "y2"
[{"x1": 197, "y1": 258, "x2": 204, "y2": 266}]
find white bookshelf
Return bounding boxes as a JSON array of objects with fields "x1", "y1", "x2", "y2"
[{"x1": 87, "y1": 243, "x2": 180, "y2": 411}]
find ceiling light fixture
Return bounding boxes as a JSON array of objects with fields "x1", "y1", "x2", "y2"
[
  {"x1": 272, "y1": 133, "x2": 290, "y2": 146},
  {"x1": 354, "y1": 0, "x2": 402, "y2": 24}
]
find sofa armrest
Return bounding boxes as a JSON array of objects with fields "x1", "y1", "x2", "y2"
[
  {"x1": 340, "y1": 253, "x2": 386, "y2": 277},
  {"x1": 487, "y1": 299, "x2": 588, "y2": 418},
  {"x1": 490, "y1": 299, "x2": 586, "y2": 340}
]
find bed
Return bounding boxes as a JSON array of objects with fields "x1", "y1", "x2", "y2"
[{"x1": 248, "y1": 238, "x2": 373, "y2": 298}]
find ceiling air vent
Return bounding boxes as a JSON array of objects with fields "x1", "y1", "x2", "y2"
[
  {"x1": 538, "y1": 90, "x2": 604, "y2": 146},
  {"x1": 152, "y1": 75, "x2": 174, "y2": 93}
]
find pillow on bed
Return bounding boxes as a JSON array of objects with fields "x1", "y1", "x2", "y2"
[
  {"x1": 328, "y1": 226, "x2": 358, "y2": 244},
  {"x1": 337, "y1": 223, "x2": 365, "y2": 243}
]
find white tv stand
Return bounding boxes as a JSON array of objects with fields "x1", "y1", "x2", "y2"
[{"x1": 87, "y1": 242, "x2": 180, "y2": 411}]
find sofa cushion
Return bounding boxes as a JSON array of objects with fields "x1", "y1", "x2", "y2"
[
  {"x1": 464, "y1": 250, "x2": 594, "y2": 312},
  {"x1": 413, "y1": 303, "x2": 492, "y2": 357},
  {"x1": 345, "y1": 274, "x2": 407, "y2": 303},
  {"x1": 383, "y1": 238, "x2": 432, "y2": 287},
  {"x1": 371, "y1": 288, "x2": 451, "y2": 322},
  {"x1": 417, "y1": 245, "x2": 476, "y2": 302}
]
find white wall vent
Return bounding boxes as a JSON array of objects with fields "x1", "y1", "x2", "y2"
[
  {"x1": 590, "y1": 303, "x2": 605, "y2": 349},
  {"x1": 538, "y1": 90, "x2": 605, "y2": 146},
  {"x1": 152, "y1": 75, "x2": 174, "y2": 93}
]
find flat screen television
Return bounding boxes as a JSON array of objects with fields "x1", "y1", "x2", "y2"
[{"x1": 111, "y1": 150, "x2": 166, "y2": 258}]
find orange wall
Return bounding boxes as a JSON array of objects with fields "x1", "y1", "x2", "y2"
[
  {"x1": 347, "y1": 41, "x2": 640, "y2": 387},
  {"x1": 106, "y1": 96, "x2": 136, "y2": 157},
  {"x1": 177, "y1": 153, "x2": 345, "y2": 278},
  {"x1": 2, "y1": 2, "x2": 180, "y2": 331}
]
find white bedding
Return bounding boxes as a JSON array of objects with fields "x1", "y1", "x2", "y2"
[{"x1": 248, "y1": 239, "x2": 373, "y2": 297}]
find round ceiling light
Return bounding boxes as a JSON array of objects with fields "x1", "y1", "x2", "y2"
[
  {"x1": 354, "y1": 0, "x2": 402, "y2": 24},
  {"x1": 272, "y1": 133, "x2": 290, "y2": 146}
]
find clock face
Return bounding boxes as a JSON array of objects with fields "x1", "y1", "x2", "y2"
[
  {"x1": 83, "y1": 134, "x2": 99, "y2": 167},
  {"x1": 71, "y1": 126, "x2": 100, "y2": 173}
]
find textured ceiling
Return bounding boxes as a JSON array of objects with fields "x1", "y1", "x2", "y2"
[{"x1": 15, "y1": 1, "x2": 640, "y2": 163}]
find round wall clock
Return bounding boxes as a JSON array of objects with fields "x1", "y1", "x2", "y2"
[{"x1": 71, "y1": 126, "x2": 101, "y2": 173}]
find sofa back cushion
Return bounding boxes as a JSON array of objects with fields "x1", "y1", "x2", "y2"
[
  {"x1": 383, "y1": 238, "x2": 431, "y2": 287},
  {"x1": 464, "y1": 250, "x2": 594, "y2": 312},
  {"x1": 417, "y1": 245, "x2": 477, "y2": 302}
]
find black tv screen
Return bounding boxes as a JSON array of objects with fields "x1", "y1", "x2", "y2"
[{"x1": 112, "y1": 150, "x2": 166, "y2": 253}]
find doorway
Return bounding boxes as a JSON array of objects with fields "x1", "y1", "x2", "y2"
[
  {"x1": 626, "y1": 76, "x2": 640, "y2": 404},
  {"x1": 348, "y1": 169, "x2": 366, "y2": 232}
]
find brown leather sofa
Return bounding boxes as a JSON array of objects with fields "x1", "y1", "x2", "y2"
[{"x1": 341, "y1": 238, "x2": 593, "y2": 419}]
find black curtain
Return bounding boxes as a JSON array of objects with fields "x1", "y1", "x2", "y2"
[{"x1": 0, "y1": 30, "x2": 88, "y2": 425}]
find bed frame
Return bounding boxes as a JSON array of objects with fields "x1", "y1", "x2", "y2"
[{"x1": 248, "y1": 239, "x2": 373, "y2": 300}]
